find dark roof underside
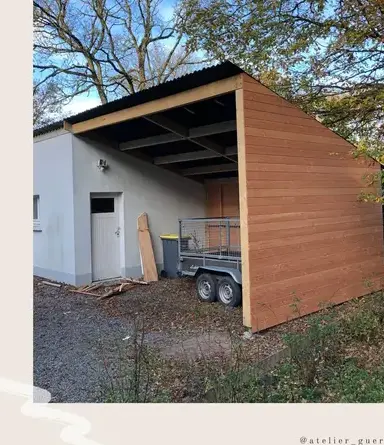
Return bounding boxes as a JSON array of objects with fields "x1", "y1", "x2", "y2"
[{"x1": 34, "y1": 61, "x2": 244, "y2": 137}]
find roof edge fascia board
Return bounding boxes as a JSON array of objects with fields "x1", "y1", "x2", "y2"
[{"x1": 69, "y1": 74, "x2": 244, "y2": 135}]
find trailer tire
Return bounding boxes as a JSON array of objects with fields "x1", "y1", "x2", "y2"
[
  {"x1": 196, "y1": 273, "x2": 217, "y2": 303},
  {"x1": 217, "y1": 276, "x2": 242, "y2": 307}
]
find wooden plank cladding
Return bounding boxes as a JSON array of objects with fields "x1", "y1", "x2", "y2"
[
  {"x1": 205, "y1": 180, "x2": 241, "y2": 250},
  {"x1": 238, "y1": 73, "x2": 384, "y2": 331},
  {"x1": 205, "y1": 180, "x2": 240, "y2": 217}
]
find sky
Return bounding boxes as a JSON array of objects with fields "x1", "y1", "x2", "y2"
[{"x1": 62, "y1": 92, "x2": 102, "y2": 116}]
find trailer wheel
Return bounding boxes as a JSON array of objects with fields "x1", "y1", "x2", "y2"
[
  {"x1": 196, "y1": 273, "x2": 217, "y2": 303},
  {"x1": 217, "y1": 276, "x2": 242, "y2": 307}
]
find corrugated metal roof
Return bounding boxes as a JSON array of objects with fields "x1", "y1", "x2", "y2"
[
  {"x1": 33, "y1": 119, "x2": 65, "y2": 137},
  {"x1": 33, "y1": 61, "x2": 244, "y2": 137}
]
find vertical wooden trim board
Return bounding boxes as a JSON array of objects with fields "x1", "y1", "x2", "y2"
[
  {"x1": 236, "y1": 87, "x2": 252, "y2": 328},
  {"x1": 240, "y1": 73, "x2": 384, "y2": 332}
]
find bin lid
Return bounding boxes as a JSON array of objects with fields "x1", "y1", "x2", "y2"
[
  {"x1": 160, "y1": 233, "x2": 179, "y2": 240},
  {"x1": 160, "y1": 233, "x2": 190, "y2": 240}
]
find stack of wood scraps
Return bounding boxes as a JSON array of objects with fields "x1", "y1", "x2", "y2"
[{"x1": 70, "y1": 278, "x2": 149, "y2": 301}]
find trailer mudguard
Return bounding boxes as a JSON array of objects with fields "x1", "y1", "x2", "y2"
[{"x1": 192, "y1": 266, "x2": 242, "y2": 285}]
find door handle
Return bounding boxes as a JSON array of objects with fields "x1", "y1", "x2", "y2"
[{"x1": 115, "y1": 227, "x2": 121, "y2": 237}]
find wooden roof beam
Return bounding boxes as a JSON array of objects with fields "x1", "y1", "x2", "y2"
[
  {"x1": 182, "y1": 163, "x2": 238, "y2": 176},
  {"x1": 154, "y1": 146, "x2": 238, "y2": 165},
  {"x1": 120, "y1": 120, "x2": 236, "y2": 151},
  {"x1": 145, "y1": 114, "x2": 237, "y2": 163},
  {"x1": 120, "y1": 133, "x2": 182, "y2": 150},
  {"x1": 189, "y1": 120, "x2": 236, "y2": 138},
  {"x1": 144, "y1": 114, "x2": 189, "y2": 137}
]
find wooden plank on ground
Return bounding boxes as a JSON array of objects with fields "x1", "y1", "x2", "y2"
[
  {"x1": 137, "y1": 213, "x2": 158, "y2": 282},
  {"x1": 42, "y1": 281, "x2": 61, "y2": 288}
]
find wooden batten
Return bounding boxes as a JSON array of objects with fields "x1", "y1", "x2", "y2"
[
  {"x1": 70, "y1": 75, "x2": 244, "y2": 134},
  {"x1": 235, "y1": 85, "x2": 252, "y2": 328},
  {"x1": 63, "y1": 121, "x2": 72, "y2": 131}
]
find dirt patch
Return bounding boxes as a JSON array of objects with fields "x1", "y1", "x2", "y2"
[
  {"x1": 101, "y1": 278, "x2": 242, "y2": 333},
  {"x1": 95, "y1": 276, "x2": 367, "y2": 363}
]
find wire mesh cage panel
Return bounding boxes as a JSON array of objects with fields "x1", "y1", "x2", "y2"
[{"x1": 179, "y1": 218, "x2": 241, "y2": 260}]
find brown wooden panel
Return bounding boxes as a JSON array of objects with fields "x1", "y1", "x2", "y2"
[
  {"x1": 252, "y1": 277, "x2": 383, "y2": 331},
  {"x1": 245, "y1": 126, "x2": 351, "y2": 146},
  {"x1": 248, "y1": 218, "x2": 380, "y2": 242},
  {"x1": 253, "y1": 273, "x2": 383, "y2": 320},
  {"x1": 241, "y1": 77, "x2": 276, "y2": 96},
  {"x1": 251, "y1": 257, "x2": 383, "y2": 302},
  {"x1": 246, "y1": 171, "x2": 369, "y2": 182},
  {"x1": 205, "y1": 182, "x2": 222, "y2": 217},
  {"x1": 246, "y1": 162, "x2": 370, "y2": 175},
  {"x1": 206, "y1": 180, "x2": 239, "y2": 217},
  {"x1": 255, "y1": 276, "x2": 383, "y2": 312},
  {"x1": 248, "y1": 207, "x2": 380, "y2": 223},
  {"x1": 251, "y1": 232, "x2": 382, "y2": 261},
  {"x1": 252, "y1": 245, "x2": 381, "y2": 286},
  {"x1": 245, "y1": 117, "x2": 340, "y2": 138},
  {"x1": 245, "y1": 145, "x2": 353, "y2": 160},
  {"x1": 221, "y1": 183, "x2": 240, "y2": 217},
  {"x1": 250, "y1": 226, "x2": 382, "y2": 252},
  {"x1": 249, "y1": 213, "x2": 379, "y2": 233},
  {"x1": 243, "y1": 108, "x2": 325, "y2": 127},
  {"x1": 248, "y1": 194, "x2": 367, "y2": 207},
  {"x1": 245, "y1": 153, "x2": 366, "y2": 168},
  {"x1": 244, "y1": 135, "x2": 353, "y2": 152},
  {"x1": 248, "y1": 201, "x2": 379, "y2": 216},
  {"x1": 205, "y1": 180, "x2": 240, "y2": 250},
  {"x1": 247, "y1": 179, "x2": 372, "y2": 189},
  {"x1": 238, "y1": 73, "x2": 383, "y2": 332},
  {"x1": 244, "y1": 99, "x2": 315, "y2": 120},
  {"x1": 248, "y1": 187, "x2": 377, "y2": 199},
  {"x1": 243, "y1": 91, "x2": 297, "y2": 108}
]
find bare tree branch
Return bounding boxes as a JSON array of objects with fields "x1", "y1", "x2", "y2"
[{"x1": 34, "y1": 0, "x2": 209, "y2": 105}]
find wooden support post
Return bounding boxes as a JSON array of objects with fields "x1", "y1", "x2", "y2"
[{"x1": 236, "y1": 85, "x2": 252, "y2": 328}]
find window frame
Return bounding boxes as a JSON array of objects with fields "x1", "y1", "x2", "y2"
[{"x1": 33, "y1": 195, "x2": 41, "y2": 231}]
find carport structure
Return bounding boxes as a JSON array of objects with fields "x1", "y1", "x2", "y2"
[{"x1": 62, "y1": 61, "x2": 383, "y2": 331}]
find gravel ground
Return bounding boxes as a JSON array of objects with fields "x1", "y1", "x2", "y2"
[
  {"x1": 34, "y1": 275, "x2": 362, "y2": 402},
  {"x1": 33, "y1": 277, "x2": 136, "y2": 402}
]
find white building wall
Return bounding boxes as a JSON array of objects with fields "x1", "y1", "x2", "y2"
[
  {"x1": 72, "y1": 135, "x2": 206, "y2": 285},
  {"x1": 33, "y1": 131, "x2": 77, "y2": 283}
]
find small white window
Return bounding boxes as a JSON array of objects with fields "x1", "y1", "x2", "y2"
[{"x1": 33, "y1": 195, "x2": 41, "y2": 231}]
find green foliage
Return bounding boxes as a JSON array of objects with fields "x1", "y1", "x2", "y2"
[
  {"x1": 327, "y1": 361, "x2": 384, "y2": 403},
  {"x1": 181, "y1": 0, "x2": 384, "y2": 202},
  {"x1": 283, "y1": 313, "x2": 341, "y2": 385},
  {"x1": 342, "y1": 291, "x2": 384, "y2": 343},
  {"x1": 343, "y1": 310, "x2": 382, "y2": 344},
  {"x1": 205, "y1": 361, "x2": 323, "y2": 403}
]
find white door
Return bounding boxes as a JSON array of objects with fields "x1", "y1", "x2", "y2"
[{"x1": 91, "y1": 196, "x2": 121, "y2": 281}]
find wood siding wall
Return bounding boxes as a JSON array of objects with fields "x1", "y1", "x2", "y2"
[
  {"x1": 238, "y1": 73, "x2": 384, "y2": 331},
  {"x1": 205, "y1": 180, "x2": 240, "y2": 250},
  {"x1": 206, "y1": 180, "x2": 240, "y2": 217}
]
